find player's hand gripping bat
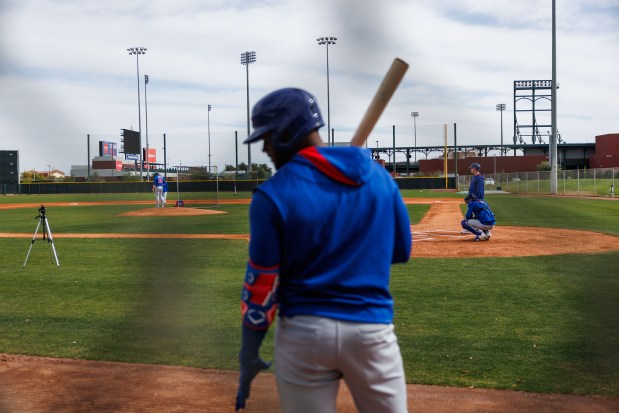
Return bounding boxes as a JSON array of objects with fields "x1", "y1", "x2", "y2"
[{"x1": 349, "y1": 58, "x2": 409, "y2": 147}]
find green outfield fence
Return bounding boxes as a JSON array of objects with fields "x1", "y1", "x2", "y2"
[
  {"x1": 458, "y1": 167, "x2": 617, "y2": 197},
  {"x1": 6, "y1": 177, "x2": 456, "y2": 195}
]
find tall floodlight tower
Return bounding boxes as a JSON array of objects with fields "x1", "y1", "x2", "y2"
[
  {"x1": 496, "y1": 104, "x2": 506, "y2": 155},
  {"x1": 411, "y1": 112, "x2": 419, "y2": 162},
  {"x1": 241, "y1": 51, "x2": 256, "y2": 172},
  {"x1": 550, "y1": 0, "x2": 558, "y2": 194},
  {"x1": 127, "y1": 47, "x2": 147, "y2": 178},
  {"x1": 317, "y1": 37, "x2": 337, "y2": 146}
]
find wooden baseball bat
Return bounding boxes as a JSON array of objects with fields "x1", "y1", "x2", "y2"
[{"x1": 349, "y1": 58, "x2": 409, "y2": 147}]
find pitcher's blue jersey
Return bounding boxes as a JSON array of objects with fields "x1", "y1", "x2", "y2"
[
  {"x1": 248, "y1": 146, "x2": 411, "y2": 324},
  {"x1": 154, "y1": 175, "x2": 165, "y2": 187},
  {"x1": 465, "y1": 200, "x2": 496, "y2": 225}
]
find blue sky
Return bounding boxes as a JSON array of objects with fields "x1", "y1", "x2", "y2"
[{"x1": 1, "y1": 0, "x2": 617, "y2": 174}]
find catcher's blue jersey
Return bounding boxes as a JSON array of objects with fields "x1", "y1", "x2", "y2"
[
  {"x1": 465, "y1": 200, "x2": 496, "y2": 225},
  {"x1": 248, "y1": 146, "x2": 411, "y2": 324}
]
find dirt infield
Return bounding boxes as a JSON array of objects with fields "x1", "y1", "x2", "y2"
[
  {"x1": 3, "y1": 198, "x2": 618, "y2": 258},
  {"x1": 1, "y1": 354, "x2": 617, "y2": 413},
  {"x1": 2, "y1": 197, "x2": 619, "y2": 411}
]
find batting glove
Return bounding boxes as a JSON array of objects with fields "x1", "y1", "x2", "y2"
[{"x1": 235, "y1": 325, "x2": 270, "y2": 411}]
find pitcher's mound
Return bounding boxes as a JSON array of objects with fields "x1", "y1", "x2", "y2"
[{"x1": 120, "y1": 207, "x2": 226, "y2": 217}]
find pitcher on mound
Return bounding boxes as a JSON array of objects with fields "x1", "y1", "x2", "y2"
[{"x1": 235, "y1": 88, "x2": 412, "y2": 413}]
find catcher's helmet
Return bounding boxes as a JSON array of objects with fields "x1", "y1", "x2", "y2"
[
  {"x1": 469, "y1": 162, "x2": 481, "y2": 171},
  {"x1": 464, "y1": 194, "x2": 477, "y2": 203},
  {"x1": 244, "y1": 88, "x2": 324, "y2": 158}
]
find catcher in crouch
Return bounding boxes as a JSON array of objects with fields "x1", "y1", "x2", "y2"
[
  {"x1": 235, "y1": 88, "x2": 412, "y2": 413},
  {"x1": 461, "y1": 194, "x2": 496, "y2": 241}
]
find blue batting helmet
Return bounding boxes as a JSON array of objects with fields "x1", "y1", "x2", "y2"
[
  {"x1": 469, "y1": 162, "x2": 481, "y2": 171},
  {"x1": 244, "y1": 88, "x2": 324, "y2": 155}
]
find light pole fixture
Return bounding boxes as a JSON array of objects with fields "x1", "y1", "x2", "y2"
[
  {"x1": 207, "y1": 104, "x2": 212, "y2": 174},
  {"x1": 127, "y1": 47, "x2": 147, "y2": 179},
  {"x1": 144, "y1": 74, "x2": 150, "y2": 176},
  {"x1": 241, "y1": 51, "x2": 256, "y2": 172},
  {"x1": 317, "y1": 36, "x2": 336, "y2": 146},
  {"x1": 47, "y1": 165, "x2": 52, "y2": 180},
  {"x1": 411, "y1": 112, "x2": 419, "y2": 162},
  {"x1": 496, "y1": 103, "x2": 506, "y2": 155}
]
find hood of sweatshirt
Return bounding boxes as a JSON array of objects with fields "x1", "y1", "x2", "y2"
[{"x1": 292, "y1": 146, "x2": 373, "y2": 187}]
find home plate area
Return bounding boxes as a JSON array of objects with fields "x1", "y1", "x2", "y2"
[{"x1": 408, "y1": 199, "x2": 619, "y2": 258}]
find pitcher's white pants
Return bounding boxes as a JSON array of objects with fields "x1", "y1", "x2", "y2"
[
  {"x1": 275, "y1": 315, "x2": 408, "y2": 413},
  {"x1": 154, "y1": 186, "x2": 164, "y2": 207}
]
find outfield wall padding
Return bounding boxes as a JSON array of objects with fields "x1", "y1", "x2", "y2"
[{"x1": 16, "y1": 177, "x2": 455, "y2": 195}]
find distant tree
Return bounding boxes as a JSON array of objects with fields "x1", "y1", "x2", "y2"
[
  {"x1": 537, "y1": 161, "x2": 551, "y2": 171},
  {"x1": 189, "y1": 168, "x2": 211, "y2": 180},
  {"x1": 122, "y1": 174, "x2": 142, "y2": 182},
  {"x1": 224, "y1": 164, "x2": 236, "y2": 171},
  {"x1": 537, "y1": 161, "x2": 562, "y2": 172},
  {"x1": 89, "y1": 172, "x2": 105, "y2": 182},
  {"x1": 20, "y1": 171, "x2": 45, "y2": 182},
  {"x1": 249, "y1": 163, "x2": 273, "y2": 179}
]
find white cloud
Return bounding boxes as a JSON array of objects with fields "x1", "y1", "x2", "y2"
[{"x1": 1, "y1": 0, "x2": 617, "y2": 173}]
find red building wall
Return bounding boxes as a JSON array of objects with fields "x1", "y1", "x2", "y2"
[
  {"x1": 590, "y1": 134, "x2": 619, "y2": 167},
  {"x1": 595, "y1": 133, "x2": 619, "y2": 154},
  {"x1": 419, "y1": 155, "x2": 548, "y2": 175}
]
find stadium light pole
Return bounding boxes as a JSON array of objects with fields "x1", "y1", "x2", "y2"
[
  {"x1": 317, "y1": 37, "x2": 336, "y2": 146},
  {"x1": 496, "y1": 104, "x2": 506, "y2": 155},
  {"x1": 241, "y1": 51, "x2": 256, "y2": 172},
  {"x1": 550, "y1": 0, "x2": 558, "y2": 194},
  {"x1": 411, "y1": 112, "x2": 419, "y2": 162},
  {"x1": 127, "y1": 47, "x2": 146, "y2": 179},
  {"x1": 207, "y1": 104, "x2": 212, "y2": 174},
  {"x1": 144, "y1": 74, "x2": 150, "y2": 177}
]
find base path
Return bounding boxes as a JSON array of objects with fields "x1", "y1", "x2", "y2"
[{"x1": 0, "y1": 354, "x2": 616, "y2": 413}]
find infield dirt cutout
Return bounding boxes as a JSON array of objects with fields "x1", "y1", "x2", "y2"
[
  {"x1": 1, "y1": 198, "x2": 619, "y2": 412},
  {"x1": 119, "y1": 207, "x2": 227, "y2": 217}
]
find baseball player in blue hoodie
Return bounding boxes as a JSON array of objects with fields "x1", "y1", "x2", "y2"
[
  {"x1": 461, "y1": 194, "x2": 496, "y2": 241},
  {"x1": 468, "y1": 163, "x2": 485, "y2": 201},
  {"x1": 235, "y1": 88, "x2": 412, "y2": 412}
]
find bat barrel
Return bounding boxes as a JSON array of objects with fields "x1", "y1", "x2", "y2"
[{"x1": 350, "y1": 58, "x2": 409, "y2": 148}]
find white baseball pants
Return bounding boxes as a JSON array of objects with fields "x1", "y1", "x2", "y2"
[
  {"x1": 466, "y1": 219, "x2": 494, "y2": 232},
  {"x1": 275, "y1": 315, "x2": 408, "y2": 413},
  {"x1": 154, "y1": 186, "x2": 164, "y2": 206}
]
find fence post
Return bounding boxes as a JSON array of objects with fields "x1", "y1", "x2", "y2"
[
  {"x1": 526, "y1": 173, "x2": 528, "y2": 194},
  {"x1": 563, "y1": 169, "x2": 565, "y2": 195},
  {"x1": 577, "y1": 168, "x2": 580, "y2": 196},
  {"x1": 537, "y1": 171, "x2": 540, "y2": 193},
  {"x1": 593, "y1": 168, "x2": 596, "y2": 197}
]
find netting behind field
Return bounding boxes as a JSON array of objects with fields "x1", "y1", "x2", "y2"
[{"x1": 459, "y1": 168, "x2": 617, "y2": 197}]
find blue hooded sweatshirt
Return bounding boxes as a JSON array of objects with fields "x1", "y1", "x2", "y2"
[{"x1": 248, "y1": 146, "x2": 411, "y2": 324}]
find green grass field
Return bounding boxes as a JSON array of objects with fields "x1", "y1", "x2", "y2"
[{"x1": 0, "y1": 192, "x2": 617, "y2": 397}]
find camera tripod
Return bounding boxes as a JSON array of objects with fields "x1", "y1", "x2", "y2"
[{"x1": 23, "y1": 205, "x2": 60, "y2": 268}]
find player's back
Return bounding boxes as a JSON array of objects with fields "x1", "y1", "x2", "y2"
[{"x1": 256, "y1": 146, "x2": 411, "y2": 324}]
